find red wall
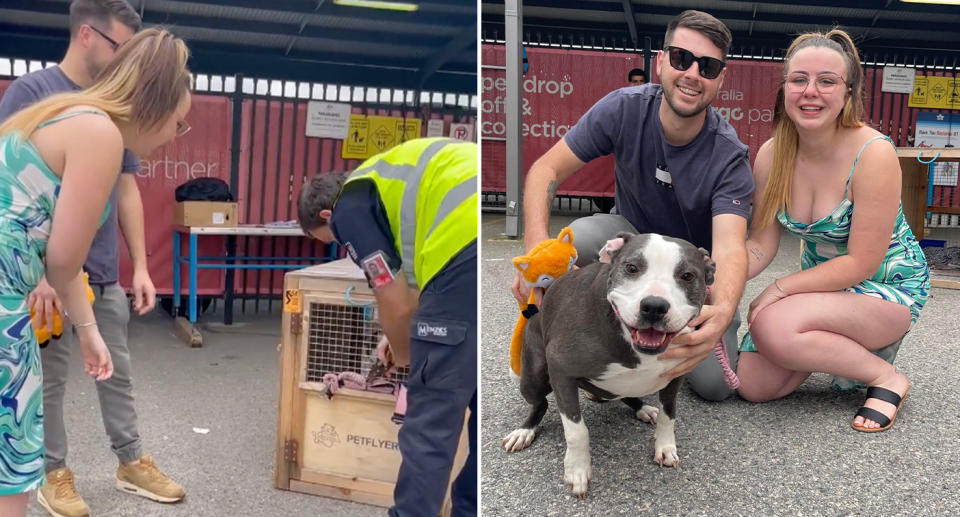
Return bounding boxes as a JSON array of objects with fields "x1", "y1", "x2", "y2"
[
  {"x1": 1, "y1": 79, "x2": 475, "y2": 297},
  {"x1": 122, "y1": 95, "x2": 232, "y2": 295},
  {"x1": 481, "y1": 45, "x2": 631, "y2": 196},
  {"x1": 481, "y1": 44, "x2": 783, "y2": 197}
]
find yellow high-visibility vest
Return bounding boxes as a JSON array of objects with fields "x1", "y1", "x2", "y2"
[{"x1": 343, "y1": 138, "x2": 477, "y2": 290}]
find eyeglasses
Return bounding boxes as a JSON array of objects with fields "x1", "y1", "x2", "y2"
[
  {"x1": 664, "y1": 46, "x2": 725, "y2": 80},
  {"x1": 176, "y1": 120, "x2": 191, "y2": 137},
  {"x1": 784, "y1": 72, "x2": 849, "y2": 95},
  {"x1": 86, "y1": 24, "x2": 120, "y2": 51}
]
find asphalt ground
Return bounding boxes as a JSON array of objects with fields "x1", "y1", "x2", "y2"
[
  {"x1": 20, "y1": 212, "x2": 960, "y2": 516},
  {"x1": 479, "y1": 212, "x2": 960, "y2": 516},
  {"x1": 25, "y1": 305, "x2": 382, "y2": 517}
]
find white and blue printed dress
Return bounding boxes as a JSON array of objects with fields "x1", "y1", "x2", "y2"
[{"x1": 0, "y1": 109, "x2": 110, "y2": 494}]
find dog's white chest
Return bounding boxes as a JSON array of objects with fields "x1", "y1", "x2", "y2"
[{"x1": 588, "y1": 352, "x2": 682, "y2": 398}]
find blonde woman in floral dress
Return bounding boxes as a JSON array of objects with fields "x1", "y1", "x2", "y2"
[{"x1": 0, "y1": 28, "x2": 191, "y2": 516}]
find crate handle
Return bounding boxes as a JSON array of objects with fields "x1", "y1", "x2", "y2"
[
  {"x1": 344, "y1": 285, "x2": 373, "y2": 307},
  {"x1": 344, "y1": 286, "x2": 377, "y2": 321},
  {"x1": 917, "y1": 151, "x2": 940, "y2": 164}
]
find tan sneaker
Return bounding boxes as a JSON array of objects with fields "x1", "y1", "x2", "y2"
[
  {"x1": 115, "y1": 454, "x2": 185, "y2": 503},
  {"x1": 37, "y1": 467, "x2": 90, "y2": 517}
]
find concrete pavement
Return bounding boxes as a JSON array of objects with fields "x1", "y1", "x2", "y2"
[{"x1": 480, "y1": 213, "x2": 960, "y2": 516}]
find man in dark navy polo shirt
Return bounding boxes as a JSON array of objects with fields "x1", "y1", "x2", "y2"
[{"x1": 512, "y1": 10, "x2": 754, "y2": 402}]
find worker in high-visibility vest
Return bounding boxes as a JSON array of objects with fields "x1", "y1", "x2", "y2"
[{"x1": 298, "y1": 137, "x2": 477, "y2": 517}]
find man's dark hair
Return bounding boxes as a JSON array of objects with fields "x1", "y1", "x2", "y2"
[
  {"x1": 627, "y1": 68, "x2": 647, "y2": 82},
  {"x1": 69, "y1": 0, "x2": 142, "y2": 36},
  {"x1": 664, "y1": 10, "x2": 732, "y2": 58},
  {"x1": 297, "y1": 172, "x2": 349, "y2": 234}
]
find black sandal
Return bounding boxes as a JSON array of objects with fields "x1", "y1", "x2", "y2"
[{"x1": 851, "y1": 386, "x2": 908, "y2": 433}]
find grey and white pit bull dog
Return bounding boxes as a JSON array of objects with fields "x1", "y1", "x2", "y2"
[{"x1": 501, "y1": 232, "x2": 715, "y2": 498}]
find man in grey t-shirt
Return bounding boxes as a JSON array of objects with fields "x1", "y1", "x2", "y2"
[
  {"x1": 511, "y1": 10, "x2": 753, "y2": 402},
  {"x1": 0, "y1": 1, "x2": 184, "y2": 515}
]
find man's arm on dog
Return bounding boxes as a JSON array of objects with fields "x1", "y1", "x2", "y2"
[
  {"x1": 512, "y1": 139, "x2": 585, "y2": 305},
  {"x1": 661, "y1": 214, "x2": 747, "y2": 378},
  {"x1": 521, "y1": 139, "x2": 586, "y2": 252}
]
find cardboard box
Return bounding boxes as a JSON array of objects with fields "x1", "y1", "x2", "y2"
[{"x1": 173, "y1": 201, "x2": 238, "y2": 227}]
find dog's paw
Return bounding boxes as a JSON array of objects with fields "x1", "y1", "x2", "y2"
[
  {"x1": 654, "y1": 444, "x2": 679, "y2": 468},
  {"x1": 563, "y1": 444, "x2": 592, "y2": 498},
  {"x1": 501, "y1": 428, "x2": 536, "y2": 452},
  {"x1": 634, "y1": 404, "x2": 659, "y2": 423},
  {"x1": 563, "y1": 464, "x2": 592, "y2": 498}
]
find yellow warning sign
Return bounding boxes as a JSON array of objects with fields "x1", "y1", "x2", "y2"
[
  {"x1": 344, "y1": 118, "x2": 369, "y2": 157},
  {"x1": 397, "y1": 119, "x2": 420, "y2": 143},
  {"x1": 283, "y1": 289, "x2": 301, "y2": 314},
  {"x1": 341, "y1": 115, "x2": 422, "y2": 160},
  {"x1": 909, "y1": 75, "x2": 960, "y2": 110}
]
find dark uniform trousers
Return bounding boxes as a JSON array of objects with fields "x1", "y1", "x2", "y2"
[{"x1": 389, "y1": 241, "x2": 477, "y2": 517}]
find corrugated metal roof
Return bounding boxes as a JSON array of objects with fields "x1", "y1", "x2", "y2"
[
  {"x1": 162, "y1": 0, "x2": 307, "y2": 25},
  {"x1": 0, "y1": 0, "x2": 478, "y2": 93},
  {"x1": 1, "y1": 10, "x2": 65, "y2": 29},
  {"x1": 482, "y1": 0, "x2": 960, "y2": 58}
]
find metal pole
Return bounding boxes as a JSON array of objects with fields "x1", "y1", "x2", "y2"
[
  {"x1": 644, "y1": 36, "x2": 653, "y2": 78},
  {"x1": 223, "y1": 73, "x2": 243, "y2": 325},
  {"x1": 504, "y1": 0, "x2": 523, "y2": 238}
]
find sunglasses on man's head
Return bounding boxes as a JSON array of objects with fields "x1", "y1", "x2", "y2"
[{"x1": 664, "y1": 46, "x2": 725, "y2": 80}]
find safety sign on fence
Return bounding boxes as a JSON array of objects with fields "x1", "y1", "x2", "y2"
[
  {"x1": 342, "y1": 115, "x2": 422, "y2": 160},
  {"x1": 909, "y1": 76, "x2": 960, "y2": 110}
]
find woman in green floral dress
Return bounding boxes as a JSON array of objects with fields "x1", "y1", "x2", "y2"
[
  {"x1": 737, "y1": 29, "x2": 928, "y2": 434},
  {"x1": 0, "y1": 28, "x2": 191, "y2": 515}
]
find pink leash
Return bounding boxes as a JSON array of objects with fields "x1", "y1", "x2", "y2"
[
  {"x1": 703, "y1": 286, "x2": 740, "y2": 390},
  {"x1": 714, "y1": 338, "x2": 740, "y2": 390}
]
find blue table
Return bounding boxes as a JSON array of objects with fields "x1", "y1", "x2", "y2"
[{"x1": 172, "y1": 225, "x2": 335, "y2": 323}]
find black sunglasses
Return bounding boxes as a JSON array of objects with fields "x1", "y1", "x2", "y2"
[
  {"x1": 664, "y1": 46, "x2": 725, "y2": 80},
  {"x1": 87, "y1": 24, "x2": 120, "y2": 51}
]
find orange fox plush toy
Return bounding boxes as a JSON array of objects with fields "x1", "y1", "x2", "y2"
[
  {"x1": 509, "y1": 226, "x2": 577, "y2": 378},
  {"x1": 31, "y1": 272, "x2": 96, "y2": 348}
]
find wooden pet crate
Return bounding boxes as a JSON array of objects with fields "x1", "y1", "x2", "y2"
[{"x1": 275, "y1": 259, "x2": 468, "y2": 513}]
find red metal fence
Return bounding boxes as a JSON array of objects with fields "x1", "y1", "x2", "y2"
[
  {"x1": 0, "y1": 76, "x2": 476, "y2": 307},
  {"x1": 481, "y1": 43, "x2": 960, "y2": 208}
]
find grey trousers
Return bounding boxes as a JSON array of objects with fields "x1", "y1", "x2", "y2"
[
  {"x1": 568, "y1": 213, "x2": 740, "y2": 402},
  {"x1": 40, "y1": 283, "x2": 142, "y2": 472}
]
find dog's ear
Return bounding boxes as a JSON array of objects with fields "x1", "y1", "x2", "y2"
[
  {"x1": 699, "y1": 247, "x2": 716, "y2": 285},
  {"x1": 599, "y1": 237, "x2": 626, "y2": 263},
  {"x1": 599, "y1": 232, "x2": 634, "y2": 263}
]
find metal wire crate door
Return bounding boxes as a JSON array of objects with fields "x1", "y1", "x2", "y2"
[{"x1": 304, "y1": 299, "x2": 409, "y2": 387}]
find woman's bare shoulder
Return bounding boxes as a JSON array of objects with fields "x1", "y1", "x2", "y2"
[{"x1": 38, "y1": 106, "x2": 120, "y2": 144}]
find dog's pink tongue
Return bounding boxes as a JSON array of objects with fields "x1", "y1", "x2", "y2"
[{"x1": 634, "y1": 328, "x2": 667, "y2": 347}]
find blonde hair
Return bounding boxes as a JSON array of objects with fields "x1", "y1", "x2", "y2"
[
  {"x1": 0, "y1": 27, "x2": 190, "y2": 142},
  {"x1": 752, "y1": 29, "x2": 865, "y2": 230}
]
